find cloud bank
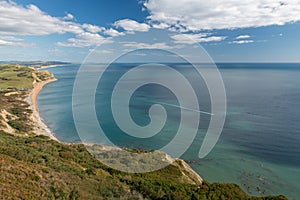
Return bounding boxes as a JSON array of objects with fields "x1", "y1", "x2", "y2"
[
  {"x1": 144, "y1": 0, "x2": 300, "y2": 31},
  {"x1": 1, "y1": 0, "x2": 300, "y2": 49}
]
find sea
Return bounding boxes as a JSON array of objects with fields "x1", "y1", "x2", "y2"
[{"x1": 38, "y1": 63, "x2": 300, "y2": 199}]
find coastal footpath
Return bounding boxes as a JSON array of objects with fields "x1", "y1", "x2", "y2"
[{"x1": 0, "y1": 64, "x2": 287, "y2": 199}]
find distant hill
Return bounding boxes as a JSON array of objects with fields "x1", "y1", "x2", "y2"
[{"x1": 0, "y1": 61, "x2": 71, "y2": 68}]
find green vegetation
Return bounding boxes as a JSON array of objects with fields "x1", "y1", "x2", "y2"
[
  {"x1": 0, "y1": 64, "x2": 33, "y2": 90},
  {"x1": 0, "y1": 64, "x2": 55, "y2": 135},
  {"x1": 0, "y1": 133, "x2": 287, "y2": 199},
  {"x1": 0, "y1": 64, "x2": 55, "y2": 90},
  {"x1": 5, "y1": 61, "x2": 70, "y2": 68},
  {"x1": 0, "y1": 86, "x2": 33, "y2": 134},
  {"x1": 0, "y1": 65, "x2": 287, "y2": 199}
]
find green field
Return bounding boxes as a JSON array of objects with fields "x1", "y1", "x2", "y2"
[{"x1": 0, "y1": 65, "x2": 34, "y2": 90}]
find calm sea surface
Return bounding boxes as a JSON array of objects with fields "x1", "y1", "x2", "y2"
[{"x1": 38, "y1": 63, "x2": 300, "y2": 199}]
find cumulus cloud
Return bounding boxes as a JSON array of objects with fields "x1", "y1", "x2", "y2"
[
  {"x1": 171, "y1": 33, "x2": 226, "y2": 44},
  {"x1": 114, "y1": 19, "x2": 150, "y2": 32},
  {"x1": 82, "y1": 24, "x2": 104, "y2": 33},
  {"x1": 0, "y1": 1, "x2": 84, "y2": 35},
  {"x1": 0, "y1": 1, "x2": 116, "y2": 47},
  {"x1": 144, "y1": 0, "x2": 300, "y2": 31},
  {"x1": 63, "y1": 13, "x2": 74, "y2": 20},
  {"x1": 103, "y1": 28, "x2": 125, "y2": 37},
  {"x1": 56, "y1": 32, "x2": 111, "y2": 47},
  {"x1": 151, "y1": 22, "x2": 170, "y2": 29}
]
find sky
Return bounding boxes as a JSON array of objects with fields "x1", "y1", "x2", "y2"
[{"x1": 0, "y1": 0, "x2": 300, "y2": 62}]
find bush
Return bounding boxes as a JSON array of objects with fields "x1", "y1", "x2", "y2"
[{"x1": 8, "y1": 120, "x2": 31, "y2": 132}]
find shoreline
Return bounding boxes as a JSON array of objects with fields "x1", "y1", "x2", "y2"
[
  {"x1": 39, "y1": 64, "x2": 68, "y2": 69},
  {"x1": 26, "y1": 77, "x2": 59, "y2": 141},
  {"x1": 25, "y1": 68, "x2": 203, "y2": 182}
]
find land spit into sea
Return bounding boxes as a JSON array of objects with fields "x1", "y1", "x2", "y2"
[{"x1": 0, "y1": 64, "x2": 287, "y2": 199}]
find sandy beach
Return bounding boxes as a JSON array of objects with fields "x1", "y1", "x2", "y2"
[
  {"x1": 27, "y1": 77, "x2": 59, "y2": 141},
  {"x1": 39, "y1": 64, "x2": 67, "y2": 69}
]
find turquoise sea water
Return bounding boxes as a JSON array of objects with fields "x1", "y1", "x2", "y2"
[{"x1": 38, "y1": 63, "x2": 300, "y2": 199}]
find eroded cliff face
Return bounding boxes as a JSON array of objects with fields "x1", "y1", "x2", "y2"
[
  {"x1": 175, "y1": 159, "x2": 203, "y2": 185},
  {"x1": 0, "y1": 90, "x2": 32, "y2": 136}
]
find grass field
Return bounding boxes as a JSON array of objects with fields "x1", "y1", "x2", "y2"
[{"x1": 0, "y1": 64, "x2": 34, "y2": 90}]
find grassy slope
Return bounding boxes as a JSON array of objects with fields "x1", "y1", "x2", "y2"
[
  {"x1": 0, "y1": 133, "x2": 287, "y2": 200},
  {"x1": 0, "y1": 65, "x2": 54, "y2": 134},
  {"x1": 0, "y1": 65, "x2": 33, "y2": 90},
  {"x1": 0, "y1": 65, "x2": 287, "y2": 199}
]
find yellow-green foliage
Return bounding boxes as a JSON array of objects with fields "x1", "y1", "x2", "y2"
[
  {"x1": 0, "y1": 64, "x2": 55, "y2": 135},
  {"x1": 0, "y1": 89, "x2": 32, "y2": 134},
  {"x1": 33, "y1": 69, "x2": 55, "y2": 82},
  {"x1": 0, "y1": 133, "x2": 287, "y2": 200},
  {"x1": 0, "y1": 65, "x2": 34, "y2": 90}
]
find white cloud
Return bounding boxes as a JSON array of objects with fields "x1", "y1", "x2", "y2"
[
  {"x1": 63, "y1": 13, "x2": 74, "y2": 20},
  {"x1": 82, "y1": 24, "x2": 104, "y2": 33},
  {"x1": 0, "y1": 1, "x2": 113, "y2": 48},
  {"x1": 114, "y1": 19, "x2": 150, "y2": 32},
  {"x1": 171, "y1": 33, "x2": 226, "y2": 44},
  {"x1": 144, "y1": 0, "x2": 300, "y2": 31},
  {"x1": 0, "y1": 39, "x2": 17, "y2": 46},
  {"x1": 151, "y1": 22, "x2": 171, "y2": 29},
  {"x1": 0, "y1": 1, "x2": 84, "y2": 35},
  {"x1": 103, "y1": 28, "x2": 125, "y2": 37},
  {"x1": 232, "y1": 35, "x2": 253, "y2": 44},
  {"x1": 236, "y1": 35, "x2": 251, "y2": 39},
  {"x1": 0, "y1": 36, "x2": 23, "y2": 41},
  {"x1": 56, "y1": 32, "x2": 111, "y2": 47},
  {"x1": 121, "y1": 42, "x2": 179, "y2": 49},
  {"x1": 231, "y1": 40, "x2": 254, "y2": 44},
  {"x1": 0, "y1": 35, "x2": 33, "y2": 47}
]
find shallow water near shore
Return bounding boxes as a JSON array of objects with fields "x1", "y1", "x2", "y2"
[{"x1": 38, "y1": 63, "x2": 300, "y2": 199}]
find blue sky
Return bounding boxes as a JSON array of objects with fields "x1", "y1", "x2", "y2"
[{"x1": 0, "y1": 0, "x2": 300, "y2": 62}]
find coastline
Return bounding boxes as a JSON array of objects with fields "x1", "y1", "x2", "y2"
[
  {"x1": 39, "y1": 64, "x2": 68, "y2": 69},
  {"x1": 26, "y1": 77, "x2": 59, "y2": 141},
  {"x1": 25, "y1": 67, "x2": 205, "y2": 182}
]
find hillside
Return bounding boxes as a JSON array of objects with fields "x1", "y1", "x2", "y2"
[{"x1": 0, "y1": 65, "x2": 287, "y2": 199}]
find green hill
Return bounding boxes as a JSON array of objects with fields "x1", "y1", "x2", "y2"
[{"x1": 0, "y1": 133, "x2": 287, "y2": 200}]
